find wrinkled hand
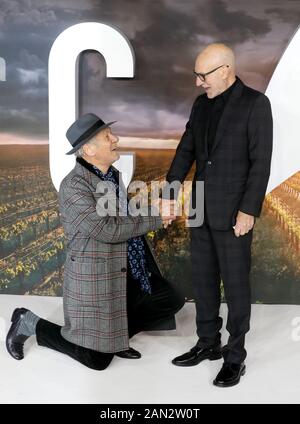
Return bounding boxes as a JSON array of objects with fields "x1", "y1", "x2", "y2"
[
  {"x1": 152, "y1": 199, "x2": 178, "y2": 228},
  {"x1": 233, "y1": 210, "x2": 255, "y2": 237}
]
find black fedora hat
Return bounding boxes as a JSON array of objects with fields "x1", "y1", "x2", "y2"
[{"x1": 66, "y1": 113, "x2": 116, "y2": 155}]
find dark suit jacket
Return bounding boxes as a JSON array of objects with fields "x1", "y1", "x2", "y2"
[{"x1": 163, "y1": 77, "x2": 273, "y2": 230}]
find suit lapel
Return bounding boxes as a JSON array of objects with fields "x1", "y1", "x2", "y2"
[
  {"x1": 203, "y1": 104, "x2": 210, "y2": 158},
  {"x1": 209, "y1": 77, "x2": 244, "y2": 157}
]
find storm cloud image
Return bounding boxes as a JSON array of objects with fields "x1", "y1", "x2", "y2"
[{"x1": 0, "y1": 0, "x2": 300, "y2": 142}]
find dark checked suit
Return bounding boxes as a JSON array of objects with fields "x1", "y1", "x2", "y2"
[{"x1": 163, "y1": 77, "x2": 273, "y2": 363}]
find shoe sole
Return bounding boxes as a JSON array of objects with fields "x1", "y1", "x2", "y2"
[
  {"x1": 172, "y1": 351, "x2": 222, "y2": 367},
  {"x1": 213, "y1": 366, "x2": 246, "y2": 387},
  {"x1": 115, "y1": 352, "x2": 142, "y2": 359},
  {"x1": 115, "y1": 355, "x2": 141, "y2": 359}
]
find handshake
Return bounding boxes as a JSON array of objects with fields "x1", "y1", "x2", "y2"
[{"x1": 152, "y1": 199, "x2": 179, "y2": 229}]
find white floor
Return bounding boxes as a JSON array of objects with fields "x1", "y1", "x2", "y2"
[{"x1": 0, "y1": 295, "x2": 300, "y2": 404}]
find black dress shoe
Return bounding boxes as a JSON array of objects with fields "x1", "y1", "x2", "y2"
[
  {"x1": 213, "y1": 362, "x2": 246, "y2": 387},
  {"x1": 115, "y1": 347, "x2": 142, "y2": 359},
  {"x1": 6, "y1": 308, "x2": 30, "y2": 360},
  {"x1": 172, "y1": 344, "x2": 222, "y2": 367}
]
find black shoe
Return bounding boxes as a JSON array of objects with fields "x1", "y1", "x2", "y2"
[
  {"x1": 172, "y1": 344, "x2": 222, "y2": 367},
  {"x1": 213, "y1": 362, "x2": 246, "y2": 387},
  {"x1": 6, "y1": 308, "x2": 30, "y2": 360},
  {"x1": 115, "y1": 347, "x2": 142, "y2": 359}
]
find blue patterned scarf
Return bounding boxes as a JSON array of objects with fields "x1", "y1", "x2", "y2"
[{"x1": 92, "y1": 164, "x2": 152, "y2": 294}]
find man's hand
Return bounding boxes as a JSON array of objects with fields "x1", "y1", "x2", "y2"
[
  {"x1": 161, "y1": 199, "x2": 178, "y2": 228},
  {"x1": 152, "y1": 199, "x2": 178, "y2": 228},
  {"x1": 233, "y1": 210, "x2": 255, "y2": 237}
]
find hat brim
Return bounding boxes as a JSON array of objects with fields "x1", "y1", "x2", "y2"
[{"x1": 66, "y1": 121, "x2": 117, "y2": 155}]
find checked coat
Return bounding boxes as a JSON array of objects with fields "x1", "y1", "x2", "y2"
[{"x1": 58, "y1": 160, "x2": 163, "y2": 353}]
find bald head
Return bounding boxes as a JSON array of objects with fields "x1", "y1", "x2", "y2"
[
  {"x1": 194, "y1": 43, "x2": 236, "y2": 98},
  {"x1": 196, "y1": 44, "x2": 235, "y2": 73}
]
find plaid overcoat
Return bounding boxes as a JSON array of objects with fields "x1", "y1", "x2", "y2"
[{"x1": 58, "y1": 160, "x2": 163, "y2": 353}]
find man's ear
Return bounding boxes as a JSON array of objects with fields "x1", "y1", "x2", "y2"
[
  {"x1": 222, "y1": 66, "x2": 229, "y2": 80},
  {"x1": 83, "y1": 142, "x2": 95, "y2": 157}
]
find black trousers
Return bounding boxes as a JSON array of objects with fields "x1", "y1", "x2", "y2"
[
  {"x1": 36, "y1": 272, "x2": 184, "y2": 370},
  {"x1": 190, "y1": 211, "x2": 253, "y2": 364}
]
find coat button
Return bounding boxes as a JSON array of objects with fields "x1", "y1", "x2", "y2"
[
  {"x1": 121, "y1": 267, "x2": 127, "y2": 273},
  {"x1": 207, "y1": 160, "x2": 212, "y2": 165}
]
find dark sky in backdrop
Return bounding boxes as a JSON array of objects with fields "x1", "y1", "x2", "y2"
[{"x1": 0, "y1": 0, "x2": 299, "y2": 140}]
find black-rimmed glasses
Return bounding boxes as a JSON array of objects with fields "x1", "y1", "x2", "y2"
[{"x1": 193, "y1": 64, "x2": 229, "y2": 82}]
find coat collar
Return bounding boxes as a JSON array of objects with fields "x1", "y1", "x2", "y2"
[
  {"x1": 211, "y1": 77, "x2": 239, "y2": 104},
  {"x1": 75, "y1": 157, "x2": 120, "y2": 189}
]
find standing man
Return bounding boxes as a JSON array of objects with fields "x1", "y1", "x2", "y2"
[
  {"x1": 165, "y1": 44, "x2": 273, "y2": 386},
  {"x1": 6, "y1": 113, "x2": 184, "y2": 370}
]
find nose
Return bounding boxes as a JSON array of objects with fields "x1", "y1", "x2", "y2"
[
  {"x1": 112, "y1": 133, "x2": 119, "y2": 143},
  {"x1": 196, "y1": 76, "x2": 204, "y2": 87}
]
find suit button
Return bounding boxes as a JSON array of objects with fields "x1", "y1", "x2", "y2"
[
  {"x1": 207, "y1": 161, "x2": 212, "y2": 165},
  {"x1": 121, "y1": 267, "x2": 127, "y2": 273}
]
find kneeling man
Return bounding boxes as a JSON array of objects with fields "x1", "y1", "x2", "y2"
[{"x1": 6, "y1": 113, "x2": 184, "y2": 370}]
